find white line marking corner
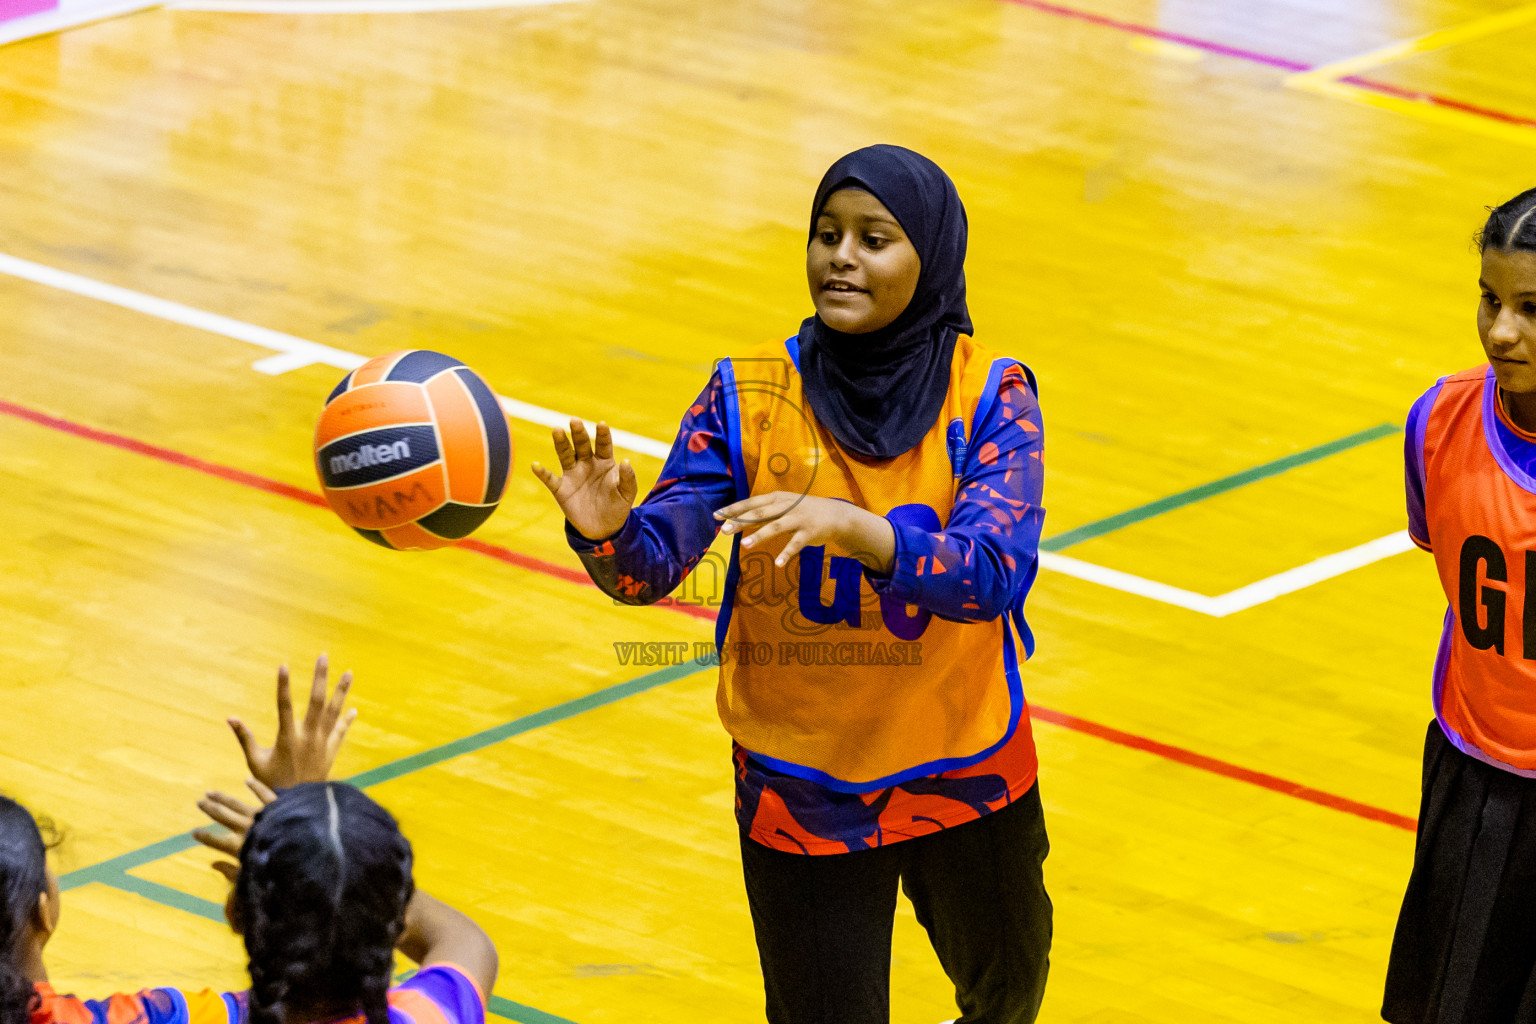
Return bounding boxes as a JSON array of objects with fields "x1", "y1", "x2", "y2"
[{"x1": 1042, "y1": 531, "x2": 1415, "y2": 617}]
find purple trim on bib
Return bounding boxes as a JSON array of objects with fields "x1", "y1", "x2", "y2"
[
  {"x1": 1430, "y1": 604, "x2": 1452, "y2": 721},
  {"x1": 1481, "y1": 367, "x2": 1536, "y2": 497},
  {"x1": 1435, "y1": 718, "x2": 1536, "y2": 779}
]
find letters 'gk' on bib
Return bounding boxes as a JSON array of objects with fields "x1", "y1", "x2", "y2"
[{"x1": 314, "y1": 349, "x2": 513, "y2": 551}]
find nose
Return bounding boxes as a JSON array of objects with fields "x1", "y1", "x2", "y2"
[
  {"x1": 831, "y1": 233, "x2": 858, "y2": 269},
  {"x1": 1490, "y1": 308, "x2": 1523, "y2": 352}
]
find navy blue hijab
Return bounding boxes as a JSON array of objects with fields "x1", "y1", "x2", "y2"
[{"x1": 798, "y1": 145, "x2": 972, "y2": 459}]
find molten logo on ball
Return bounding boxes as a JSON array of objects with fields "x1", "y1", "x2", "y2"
[{"x1": 328, "y1": 439, "x2": 412, "y2": 476}]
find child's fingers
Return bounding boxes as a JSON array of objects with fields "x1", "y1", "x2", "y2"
[
  {"x1": 740, "y1": 515, "x2": 793, "y2": 549},
  {"x1": 228, "y1": 719, "x2": 260, "y2": 763},
  {"x1": 322, "y1": 670, "x2": 353, "y2": 731},
  {"x1": 617, "y1": 460, "x2": 638, "y2": 504},
  {"x1": 569, "y1": 418, "x2": 594, "y2": 463},
  {"x1": 715, "y1": 493, "x2": 772, "y2": 520},
  {"x1": 594, "y1": 422, "x2": 614, "y2": 461},
  {"x1": 306, "y1": 655, "x2": 330, "y2": 725},
  {"x1": 211, "y1": 861, "x2": 239, "y2": 883},
  {"x1": 776, "y1": 530, "x2": 812, "y2": 567},
  {"x1": 275, "y1": 664, "x2": 295, "y2": 737},
  {"x1": 200, "y1": 790, "x2": 257, "y2": 823},
  {"x1": 329, "y1": 708, "x2": 358, "y2": 758},
  {"x1": 530, "y1": 462, "x2": 562, "y2": 496},
  {"x1": 192, "y1": 823, "x2": 242, "y2": 857},
  {"x1": 192, "y1": 827, "x2": 241, "y2": 856},
  {"x1": 716, "y1": 493, "x2": 791, "y2": 530},
  {"x1": 550, "y1": 428, "x2": 576, "y2": 472},
  {"x1": 205, "y1": 788, "x2": 257, "y2": 813},
  {"x1": 247, "y1": 778, "x2": 279, "y2": 805}
]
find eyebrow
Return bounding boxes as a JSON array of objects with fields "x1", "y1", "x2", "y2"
[
  {"x1": 1483, "y1": 281, "x2": 1536, "y2": 298},
  {"x1": 816, "y1": 212, "x2": 903, "y2": 231}
]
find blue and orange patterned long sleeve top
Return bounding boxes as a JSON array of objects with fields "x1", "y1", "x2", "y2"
[{"x1": 568, "y1": 359, "x2": 1046, "y2": 854}]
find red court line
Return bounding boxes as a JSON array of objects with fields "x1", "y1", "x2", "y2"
[
  {"x1": 997, "y1": 0, "x2": 1535, "y2": 135},
  {"x1": 1342, "y1": 75, "x2": 1536, "y2": 130},
  {"x1": 1029, "y1": 706, "x2": 1417, "y2": 831},
  {"x1": 0, "y1": 397, "x2": 1413, "y2": 830},
  {"x1": 0, "y1": 399, "x2": 329, "y2": 509},
  {"x1": 0, "y1": 398, "x2": 717, "y2": 623}
]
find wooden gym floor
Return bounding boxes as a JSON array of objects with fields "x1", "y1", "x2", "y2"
[{"x1": 4, "y1": 0, "x2": 1536, "y2": 1020}]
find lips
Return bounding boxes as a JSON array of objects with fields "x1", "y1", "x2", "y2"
[{"x1": 822, "y1": 280, "x2": 866, "y2": 294}]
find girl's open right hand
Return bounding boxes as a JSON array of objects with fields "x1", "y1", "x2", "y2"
[
  {"x1": 193, "y1": 777, "x2": 278, "y2": 882},
  {"x1": 532, "y1": 418, "x2": 638, "y2": 541}
]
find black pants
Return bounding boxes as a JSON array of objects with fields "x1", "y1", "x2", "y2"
[
  {"x1": 740, "y1": 783, "x2": 1052, "y2": 1024},
  {"x1": 1384, "y1": 722, "x2": 1536, "y2": 1023}
]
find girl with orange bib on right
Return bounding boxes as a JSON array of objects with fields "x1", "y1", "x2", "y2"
[{"x1": 1386, "y1": 188, "x2": 1536, "y2": 1023}]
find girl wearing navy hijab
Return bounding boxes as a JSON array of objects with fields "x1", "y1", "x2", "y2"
[{"x1": 536, "y1": 145, "x2": 1051, "y2": 1023}]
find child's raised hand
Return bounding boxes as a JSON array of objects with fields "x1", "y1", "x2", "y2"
[
  {"x1": 227, "y1": 655, "x2": 357, "y2": 791},
  {"x1": 193, "y1": 777, "x2": 278, "y2": 882},
  {"x1": 532, "y1": 418, "x2": 638, "y2": 541}
]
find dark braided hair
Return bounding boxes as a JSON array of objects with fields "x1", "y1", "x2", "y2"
[
  {"x1": 0, "y1": 798, "x2": 49, "y2": 1024},
  {"x1": 1479, "y1": 187, "x2": 1536, "y2": 254},
  {"x1": 235, "y1": 783, "x2": 413, "y2": 1024}
]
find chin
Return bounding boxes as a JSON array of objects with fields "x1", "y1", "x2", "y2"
[
  {"x1": 1492, "y1": 363, "x2": 1536, "y2": 395},
  {"x1": 816, "y1": 310, "x2": 875, "y2": 334}
]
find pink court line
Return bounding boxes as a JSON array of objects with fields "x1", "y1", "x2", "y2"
[
  {"x1": 997, "y1": 0, "x2": 1309, "y2": 71},
  {"x1": 0, "y1": 397, "x2": 1415, "y2": 831},
  {"x1": 998, "y1": 0, "x2": 1536, "y2": 133}
]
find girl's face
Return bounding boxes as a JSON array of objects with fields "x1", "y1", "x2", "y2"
[
  {"x1": 807, "y1": 188, "x2": 921, "y2": 334},
  {"x1": 1480, "y1": 247, "x2": 1536, "y2": 393}
]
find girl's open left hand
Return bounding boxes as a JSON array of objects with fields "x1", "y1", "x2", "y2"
[{"x1": 715, "y1": 492, "x2": 894, "y2": 571}]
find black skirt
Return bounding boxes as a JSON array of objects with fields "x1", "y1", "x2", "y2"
[{"x1": 1384, "y1": 721, "x2": 1536, "y2": 1024}]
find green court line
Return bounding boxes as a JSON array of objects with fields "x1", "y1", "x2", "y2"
[
  {"x1": 1039, "y1": 422, "x2": 1401, "y2": 552},
  {"x1": 59, "y1": 833, "x2": 202, "y2": 890},
  {"x1": 345, "y1": 656, "x2": 710, "y2": 790},
  {"x1": 60, "y1": 657, "x2": 711, "y2": 892},
  {"x1": 101, "y1": 873, "x2": 227, "y2": 923},
  {"x1": 484, "y1": 997, "x2": 577, "y2": 1024}
]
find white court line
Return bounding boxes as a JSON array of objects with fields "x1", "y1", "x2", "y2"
[
  {"x1": 497, "y1": 396, "x2": 672, "y2": 461},
  {"x1": 0, "y1": 253, "x2": 367, "y2": 377},
  {"x1": 1040, "y1": 531, "x2": 1415, "y2": 618},
  {"x1": 0, "y1": 251, "x2": 1416, "y2": 612},
  {"x1": 0, "y1": 251, "x2": 672, "y2": 459}
]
